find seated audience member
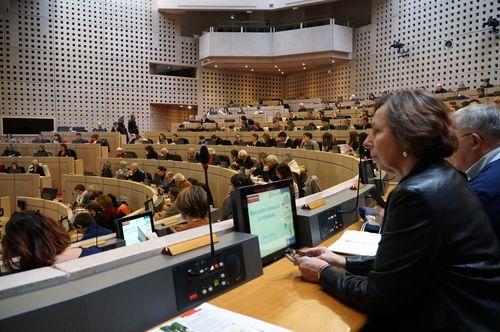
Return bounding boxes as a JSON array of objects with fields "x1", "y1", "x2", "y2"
[
  {"x1": 198, "y1": 135, "x2": 207, "y2": 145},
  {"x1": 229, "y1": 149, "x2": 239, "y2": 165},
  {"x1": 281, "y1": 153, "x2": 301, "y2": 177},
  {"x1": 297, "y1": 103, "x2": 307, "y2": 112},
  {"x1": 433, "y1": 83, "x2": 449, "y2": 94},
  {"x1": 111, "y1": 121, "x2": 128, "y2": 142},
  {"x1": 154, "y1": 187, "x2": 181, "y2": 220},
  {"x1": 347, "y1": 131, "x2": 360, "y2": 153},
  {"x1": 295, "y1": 90, "x2": 500, "y2": 331},
  {"x1": 276, "y1": 131, "x2": 293, "y2": 148},
  {"x1": 171, "y1": 185, "x2": 210, "y2": 232},
  {"x1": 95, "y1": 195, "x2": 118, "y2": 231},
  {"x1": 355, "y1": 116, "x2": 372, "y2": 129},
  {"x1": 262, "y1": 155, "x2": 279, "y2": 182},
  {"x1": 73, "y1": 212, "x2": 112, "y2": 241},
  {"x1": 28, "y1": 159, "x2": 46, "y2": 176},
  {"x1": 457, "y1": 82, "x2": 468, "y2": 91},
  {"x1": 232, "y1": 150, "x2": 253, "y2": 170},
  {"x1": 158, "y1": 147, "x2": 169, "y2": 160},
  {"x1": 321, "y1": 118, "x2": 335, "y2": 130},
  {"x1": 126, "y1": 163, "x2": 146, "y2": 182},
  {"x1": 368, "y1": 92, "x2": 376, "y2": 100},
  {"x1": 262, "y1": 133, "x2": 276, "y2": 147},
  {"x1": 53, "y1": 133, "x2": 64, "y2": 144},
  {"x1": 58, "y1": 143, "x2": 77, "y2": 159},
  {"x1": 100, "y1": 161, "x2": 113, "y2": 178},
  {"x1": 34, "y1": 144, "x2": 51, "y2": 157},
  {"x1": 276, "y1": 164, "x2": 299, "y2": 198},
  {"x1": 115, "y1": 160, "x2": 128, "y2": 179},
  {"x1": 5, "y1": 133, "x2": 20, "y2": 144},
  {"x1": 306, "y1": 122, "x2": 318, "y2": 130},
  {"x1": 219, "y1": 174, "x2": 254, "y2": 221},
  {"x1": 145, "y1": 145, "x2": 158, "y2": 159},
  {"x1": 251, "y1": 152, "x2": 268, "y2": 177},
  {"x1": 285, "y1": 120, "x2": 297, "y2": 131},
  {"x1": 2, "y1": 144, "x2": 21, "y2": 157},
  {"x1": 74, "y1": 184, "x2": 89, "y2": 206},
  {"x1": 349, "y1": 93, "x2": 358, "y2": 101},
  {"x1": 1, "y1": 211, "x2": 101, "y2": 272},
  {"x1": 233, "y1": 134, "x2": 244, "y2": 146},
  {"x1": 32, "y1": 134, "x2": 50, "y2": 143},
  {"x1": 481, "y1": 78, "x2": 494, "y2": 89},
  {"x1": 208, "y1": 148, "x2": 221, "y2": 166},
  {"x1": 157, "y1": 133, "x2": 168, "y2": 144},
  {"x1": 248, "y1": 133, "x2": 264, "y2": 147},
  {"x1": 210, "y1": 134, "x2": 223, "y2": 145},
  {"x1": 84, "y1": 185, "x2": 99, "y2": 203},
  {"x1": 301, "y1": 132, "x2": 320, "y2": 150},
  {"x1": 254, "y1": 122, "x2": 265, "y2": 131},
  {"x1": 187, "y1": 148, "x2": 199, "y2": 163},
  {"x1": 92, "y1": 121, "x2": 107, "y2": 132},
  {"x1": 6, "y1": 162, "x2": 24, "y2": 173},
  {"x1": 72, "y1": 133, "x2": 88, "y2": 143},
  {"x1": 273, "y1": 112, "x2": 283, "y2": 122},
  {"x1": 322, "y1": 132, "x2": 338, "y2": 152},
  {"x1": 115, "y1": 147, "x2": 125, "y2": 158},
  {"x1": 240, "y1": 116, "x2": 250, "y2": 131},
  {"x1": 116, "y1": 196, "x2": 132, "y2": 217},
  {"x1": 452, "y1": 104, "x2": 500, "y2": 239},
  {"x1": 477, "y1": 87, "x2": 486, "y2": 99},
  {"x1": 271, "y1": 120, "x2": 284, "y2": 131},
  {"x1": 153, "y1": 166, "x2": 169, "y2": 187},
  {"x1": 165, "y1": 171, "x2": 175, "y2": 186},
  {"x1": 174, "y1": 173, "x2": 192, "y2": 189},
  {"x1": 315, "y1": 110, "x2": 325, "y2": 120}
]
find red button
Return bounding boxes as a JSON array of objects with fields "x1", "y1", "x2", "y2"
[
  {"x1": 214, "y1": 263, "x2": 219, "y2": 269},
  {"x1": 189, "y1": 293, "x2": 198, "y2": 301}
]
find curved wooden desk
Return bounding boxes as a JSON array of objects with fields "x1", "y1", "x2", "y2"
[
  {"x1": 119, "y1": 144, "x2": 360, "y2": 189},
  {"x1": 96, "y1": 158, "x2": 238, "y2": 208},
  {"x1": 61, "y1": 175, "x2": 157, "y2": 211}
]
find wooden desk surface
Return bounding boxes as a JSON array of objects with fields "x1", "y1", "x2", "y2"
[{"x1": 208, "y1": 221, "x2": 366, "y2": 332}]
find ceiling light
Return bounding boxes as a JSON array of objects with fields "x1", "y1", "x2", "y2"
[
  {"x1": 251, "y1": 69, "x2": 254, "y2": 72},
  {"x1": 180, "y1": 105, "x2": 184, "y2": 108},
  {"x1": 303, "y1": 67, "x2": 306, "y2": 70},
  {"x1": 302, "y1": 63, "x2": 305, "y2": 66},
  {"x1": 281, "y1": 72, "x2": 284, "y2": 75},
  {"x1": 274, "y1": 65, "x2": 277, "y2": 68},
  {"x1": 278, "y1": 68, "x2": 281, "y2": 71},
  {"x1": 331, "y1": 60, "x2": 335, "y2": 63},
  {"x1": 245, "y1": 65, "x2": 248, "y2": 68},
  {"x1": 214, "y1": 64, "x2": 218, "y2": 68},
  {"x1": 188, "y1": 106, "x2": 192, "y2": 109}
]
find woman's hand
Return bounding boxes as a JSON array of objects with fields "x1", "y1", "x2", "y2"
[
  {"x1": 302, "y1": 246, "x2": 347, "y2": 268},
  {"x1": 295, "y1": 256, "x2": 329, "y2": 283}
]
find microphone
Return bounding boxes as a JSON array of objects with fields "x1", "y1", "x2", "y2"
[
  {"x1": 190, "y1": 145, "x2": 215, "y2": 276},
  {"x1": 199, "y1": 145, "x2": 210, "y2": 169}
]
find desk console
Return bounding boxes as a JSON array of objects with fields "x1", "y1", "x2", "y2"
[
  {"x1": 0, "y1": 233, "x2": 262, "y2": 332},
  {"x1": 296, "y1": 184, "x2": 375, "y2": 247}
]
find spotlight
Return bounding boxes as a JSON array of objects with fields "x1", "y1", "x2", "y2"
[{"x1": 483, "y1": 16, "x2": 499, "y2": 34}]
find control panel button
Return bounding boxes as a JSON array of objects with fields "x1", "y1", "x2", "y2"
[
  {"x1": 221, "y1": 281, "x2": 227, "y2": 286},
  {"x1": 189, "y1": 293, "x2": 198, "y2": 301},
  {"x1": 214, "y1": 279, "x2": 219, "y2": 286},
  {"x1": 208, "y1": 287, "x2": 213, "y2": 292},
  {"x1": 220, "y1": 273, "x2": 226, "y2": 279},
  {"x1": 219, "y1": 262, "x2": 224, "y2": 267},
  {"x1": 214, "y1": 263, "x2": 219, "y2": 269}
]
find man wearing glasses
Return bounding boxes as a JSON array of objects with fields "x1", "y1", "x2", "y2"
[{"x1": 452, "y1": 104, "x2": 500, "y2": 240}]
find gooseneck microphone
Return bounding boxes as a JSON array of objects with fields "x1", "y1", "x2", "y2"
[{"x1": 199, "y1": 145, "x2": 215, "y2": 265}]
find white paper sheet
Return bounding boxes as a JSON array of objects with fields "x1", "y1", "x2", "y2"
[{"x1": 328, "y1": 230, "x2": 381, "y2": 256}]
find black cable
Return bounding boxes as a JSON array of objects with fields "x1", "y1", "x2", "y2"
[{"x1": 338, "y1": 157, "x2": 362, "y2": 214}]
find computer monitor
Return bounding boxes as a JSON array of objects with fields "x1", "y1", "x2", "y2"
[
  {"x1": 116, "y1": 212, "x2": 155, "y2": 246},
  {"x1": 231, "y1": 179, "x2": 298, "y2": 265},
  {"x1": 144, "y1": 198, "x2": 154, "y2": 212}
]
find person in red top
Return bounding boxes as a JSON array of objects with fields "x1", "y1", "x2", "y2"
[{"x1": 95, "y1": 195, "x2": 118, "y2": 231}]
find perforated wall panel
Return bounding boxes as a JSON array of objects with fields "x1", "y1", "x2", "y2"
[
  {"x1": 284, "y1": 63, "x2": 353, "y2": 100},
  {"x1": 352, "y1": 0, "x2": 499, "y2": 96},
  {"x1": 0, "y1": 0, "x2": 198, "y2": 133},
  {"x1": 199, "y1": 68, "x2": 283, "y2": 112}
]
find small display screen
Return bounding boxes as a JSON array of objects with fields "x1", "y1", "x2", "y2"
[
  {"x1": 246, "y1": 186, "x2": 296, "y2": 259},
  {"x1": 2, "y1": 117, "x2": 54, "y2": 134},
  {"x1": 119, "y1": 213, "x2": 154, "y2": 246}
]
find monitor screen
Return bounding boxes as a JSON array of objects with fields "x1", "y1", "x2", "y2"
[
  {"x1": 231, "y1": 179, "x2": 298, "y2": 264},
  {"x1": 2, "y1": 117, "x2": 55, "y2": 135},
  {"x1": 117, "y1": 212, "x2": 155, "y2": 246}
]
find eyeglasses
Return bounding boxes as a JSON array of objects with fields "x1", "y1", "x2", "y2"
[{"x1": 460, "y1": 132, "x2": 484, "y2": 140}]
